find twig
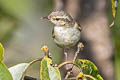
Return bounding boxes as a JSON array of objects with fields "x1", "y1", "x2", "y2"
[
  {"x1": 65, "y1": 71, "x2": 73, "y2": 80},
  {"x1": 20, "y1": 58, "x2": 42, "y2": 80},
  {"x1": 64, "y1": 42, "x2": 84, "y2": 79},
  {"x1": 58, "y1": 61, "x2": 81, "y2": 79},
  {"x1": 58, "y1": 61, "x2": 80, "y2": 71},
  {"x1": 109, "y1": 19, "x2": 115, "y2": 27},
  {"x1": 73, "y1": 42, "x2": 84, "y2": 63},
  {"x1": 71, "y1": 42, "x2": 84, "y2": 70},
  {"x1": 28, "y1": 58, "x2": 42, "y2": 66},
  {"x1": 84, "y1": 74, "x2": 96, "y2": 80}
]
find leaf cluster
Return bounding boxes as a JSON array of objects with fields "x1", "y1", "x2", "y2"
[{"x1": 0, "y1": 43, "x2": 103, "y2": 80}]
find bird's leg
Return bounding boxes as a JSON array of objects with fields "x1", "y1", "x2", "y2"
[
  {"x1": 64, "y1": 48, "x2": 73, "y2": 79},
  {"x1": 64, "y1": 48, "x2": 68, "y2": 70},
  {"x1": 64, "y1": 50, "x2": 68, "y2": 62}
]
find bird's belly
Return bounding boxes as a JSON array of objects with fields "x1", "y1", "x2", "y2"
[{"x1": 53, "y1": 27, "x2": 80, "y2": 48}]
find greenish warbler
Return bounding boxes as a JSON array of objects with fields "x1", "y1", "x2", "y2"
[{"x1": 41, "y1": 10, "x2": 82, "y2": 48}]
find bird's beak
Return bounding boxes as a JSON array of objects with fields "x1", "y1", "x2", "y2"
[{"x1": 40, "y1": 16, "x2": 50, "y2": 20}]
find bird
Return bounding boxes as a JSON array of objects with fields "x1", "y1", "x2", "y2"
[
  {"x1": 41, "y1": 10, "x2": 81, "y2": 48},
  {"x1": 40, "y1": 10, "x2": 82, "y2": 63}
]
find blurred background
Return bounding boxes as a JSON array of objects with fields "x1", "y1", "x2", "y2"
[{"x1": 0, "y1": 0, "x2": 120, "y2": 80}]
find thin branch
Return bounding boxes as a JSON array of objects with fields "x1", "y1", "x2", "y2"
[
  {"x1": 20, "y1": 58, "x2": 42, "y2": 80},
  {"x1": 65, "y1": 71, "x2": 72, "y2": 79},
  {"x1": 58, "y1": 61, "x2": 80, "y2": 72},
  {"x1": 58, "y1": 61, "x2": 75, "y2": 68},
  {"x1": 109, "y1": 19, "x2": 115, "y2": 27},
  {"x1": 28, "y1": 58, "x2": 42, "y2": 66},
  {"x1": 58, "y1": 61, "x2": 81, "y2": 79},
  {"x1": 64, "y1": 42, "x2": 84, "y2": 79},
  {"x1": 73, "y1": 42, "x2": 84, "y2": 63},
  {"x1": 71, "y1": 42, "x2": 84, "y2": 71},
  {"x1": 84, "y1": 74, "x2": 96, "y2": 80}
]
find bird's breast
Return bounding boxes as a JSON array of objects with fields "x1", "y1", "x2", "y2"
[{"x1": 53, "y1": 26, "x2": 80, "y2": 48}]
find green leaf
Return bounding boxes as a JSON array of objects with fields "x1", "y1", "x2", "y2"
[
  {"x1": 114, "y1": 0, "x2": 120, "y2": 27},
  {"x1": 76, "y1": 59, "x2": 98, "y2": 77},
  {"x1": 96, "y1": 74, "x2": 104, "y2": 80},
  {"x1": 111, "y1": 0, "x2": 116, "y2": 18},
  {"x1": 8, "y1": 63, "x2": 29, "y2": 80},
  {"x1": 0, "y1": 43, "x2": 13, "y2": 80},
  {"x1": 76, "y1": 59, "x2": 104, "y2": 80},
  {"x1": 0, "y1": 43, "x2": 4, "y2": 61},
  {"x1": 40, "y1": 56, "x2": 61, "y2": 80},
  {"x1": 0, "y1": 62, "x2": 13, "y2": 80}
]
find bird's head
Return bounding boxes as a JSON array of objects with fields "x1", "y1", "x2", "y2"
[{"x1": 41, "y1": 10, "x2": 74, "y2": 26}]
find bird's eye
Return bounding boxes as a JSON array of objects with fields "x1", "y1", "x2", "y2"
[{"x1": 55, "y1": 18, "x2": 60, "y2": 21}]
